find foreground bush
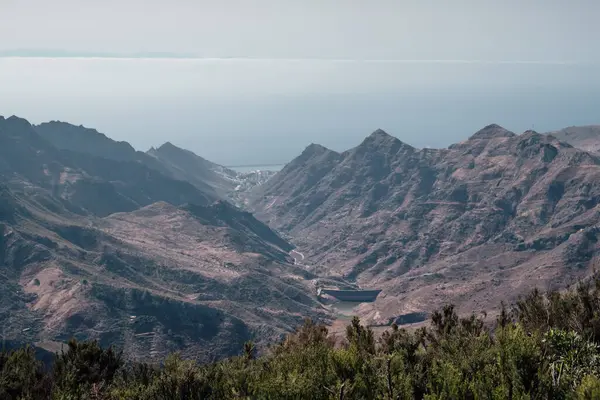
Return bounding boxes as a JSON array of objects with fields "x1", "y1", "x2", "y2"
[{"x1": 3, "y1": 277, "x2": 600, "y2": 399}]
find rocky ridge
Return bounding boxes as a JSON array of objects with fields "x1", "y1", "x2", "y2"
[
  {"x1": 0, "y1": 115, "x2": 328, "y2": 361},
  {"x1": 250, "y1": 124, "x2": 600, "y2": 324},
  {"x1": 547, "y1": 125, "x2": 600, "y2": 153}
]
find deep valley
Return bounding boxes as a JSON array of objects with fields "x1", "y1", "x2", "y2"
[{"x1": 2, "y1": 114, "x2": 600, "y2": 362}]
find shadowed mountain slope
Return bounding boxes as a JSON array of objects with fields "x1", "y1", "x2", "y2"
[
  {"x1": 35, "y1": 121, "x2": 221, "y2": 197},
  {"x1": 0, "y1": 183, "x2": 326, "y2": 362},
  {"x1": 1, "y1": 116, "x2": 215, "y2": 217},
  {"x1": 147, "y1": 142, "x2": 238, "y2": 196},
  {"x1": 0, "y1": 115, "x2": 328, "y2": 360}
]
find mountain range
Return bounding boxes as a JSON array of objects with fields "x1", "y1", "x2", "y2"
[
  {"x1": 547, "y1": 125, "x2": 600, "y2": 153},
  {"x1": 3, "y1": 113, "x2": 600, "y2": 360},
  {"x1": 250, "y1": 124, "x2": 600, "y2": 325},
  {"x1": 0, "y1": 115, "x2": 326, "y2": 361}
]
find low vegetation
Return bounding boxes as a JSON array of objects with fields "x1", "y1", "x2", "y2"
[{"x1": 4, "y1": 277, "x2": 600, "y2": 399}]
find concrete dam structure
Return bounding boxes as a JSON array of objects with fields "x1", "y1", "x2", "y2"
[{"x1": 318, "y1": 288, "x2": 382, "y2": 302}]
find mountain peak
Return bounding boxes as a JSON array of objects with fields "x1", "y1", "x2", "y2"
[
  {"x1": 363, "y1": 129, "x2": 404, "y2": 144},
  {"x1": 369, "y1": 128, "x2": 391, "y2": 138},
  {"x1": 1, "y1": 115, "x2": 33, "y2": 130},
  {"x1": 6, "y1": 115, "x2": 30, "y2": 123},
  {"x1": 156, "y1": 142, "x2": 197, "y2": 158},
  {"x1": 0, "y1": 116, "x2": 43, "y2": 144},
  {"x1": 357, "y1": 128, "x2": 414, "y2": 153},
  {"x1": 158, "y1": 141, "x2": 178, "y2": 151},
  {"x1": 303, "y1": 143, "x2": 331, "y2": 154},
  {"x1": 469, "y1": 124, "x2": 516, "y2": 140},
  {"x1": 34, "y1": 121, "x2": 137, "y2": 161},
  {"x1": 295, "y1": 143, "x2": 338, "y2": 162},
  {"x1": 155, "y1": 142, "x2": 214, "y2": 164},
  {"x1": 147, "y1": 142, "x2": 226, "y2": 195}
]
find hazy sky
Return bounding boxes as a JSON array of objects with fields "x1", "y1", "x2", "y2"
[{"x1": 1, "y1": 1, "x2": 599, "y2": 165}]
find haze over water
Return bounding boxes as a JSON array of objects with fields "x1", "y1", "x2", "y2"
[
  {"x1": 2, "y1": 1, "x2": 599, "y2": 166},
  {"x1": 2, "y1": 58, "x2": 598, "y2": 166}
]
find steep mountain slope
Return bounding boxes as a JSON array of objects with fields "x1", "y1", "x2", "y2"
[
  {"x1": 250, "y1": 125, "x2": 600, "y2": 323},
  {"x1": 34, "y1": 121, "x2": 140, "y2": 162},
  {"x1": 1, "y1": 114, "x2": 328, "y2": 361},
  {"x1": 147, "y1": 142, "x2": 238, "y2": 196},
  {"x1": 35, "y1": 121, "x2": 220, "y2": 197},
  {"x1": 34, "y1": 119, "x2": 278, "y2": 208},
  {"x1": 547, "y1": 125, "x2": 600, "y2": 153},
  {"x1": 1, "y1": 116, "x2": 215, "y2": 217},
  {"x1": 0, "y1": 183, "x2": 326, "y2": 362}
]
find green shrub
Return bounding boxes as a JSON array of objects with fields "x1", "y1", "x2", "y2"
[
  {"x1": 0, "y1": 346, "x2": 51, "y2": 399},
  {"x1": 53, "y1": 338, "x2": 122, "y2": 398},
  {"x1": 577, "y1": 375, "x2": 600, "y2": 399},
  {"x1": 2, "y1": 276, "x2": 600, "y2": 398}
]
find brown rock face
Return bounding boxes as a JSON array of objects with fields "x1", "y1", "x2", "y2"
[
  {"x1": 250, "y1": 126, "x2": 600, "y2": 323},
  {"x1": 0, "y1": 185, "x2": 327, "y2": 362},
  {"x1": 0, "y1": 115, "x2": 328, "y2": 362}
]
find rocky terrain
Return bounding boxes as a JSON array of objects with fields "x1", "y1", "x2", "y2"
[
  {"x1": 6, "y1": 112, "x2": 600, "y2": 360},
  {"x1": 547, "y1": 125, "x2": 600, "y2": 153},
  {"x1": 36, "y1": 121, "x2": 226, "y2": 198},
  {"x1": 146, "y1": 142, "x2": 278, "y2": 207},
  {"x1": 35, "y1": 120, "x2": 276, "y2": 207},
  {"x1": 0, "y1": 115, "x2": 328, "y2": 362},
  {"x1": 250, "y1": 124, "x2": 600, "y2": 325},
  {"x1": 146, "y1": 142, "x2": 237, "y2": 197},
  {"x1": 1, "y1": 116, "x2": 218, "y2": 216}
]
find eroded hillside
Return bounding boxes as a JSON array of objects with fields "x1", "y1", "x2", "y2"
[
  {"x1": 250, "y1": 125, "x2": 600, "y2": 324},
  {"x1": 0, "y1": 115, "x2": 328, "y2": 361}
]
